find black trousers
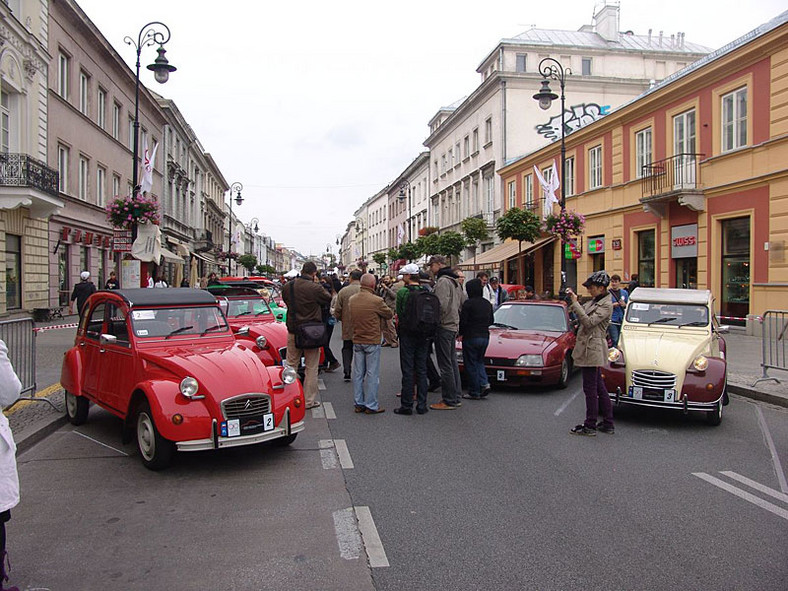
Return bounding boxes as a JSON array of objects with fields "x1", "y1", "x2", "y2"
[{"x1": 342, "y1": 339, "x2": 354, "y2": 377}]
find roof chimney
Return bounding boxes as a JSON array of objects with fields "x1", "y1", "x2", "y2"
[{"x1": 593, "y1": 3, "x2": 620, "y2": 42}]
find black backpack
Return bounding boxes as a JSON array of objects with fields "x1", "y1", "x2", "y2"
[{"x1": 401, "y1": 287, "x2": 440, "y2": 336}]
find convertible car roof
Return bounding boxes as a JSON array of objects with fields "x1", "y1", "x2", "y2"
[
  {"x1": 113, "y1": 288, "x2": 218, "y2": 307},
  {"x1": 629, "y1": 288, "x2": 711, "y2": 305}
]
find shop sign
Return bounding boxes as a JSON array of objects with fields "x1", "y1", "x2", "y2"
[
  {"x1": 73, "y1": 229, "x2": 82, "y2": 243},
  {"x1": 588, "y1": 237, "x2": 605, "y2": 254},
  {"x1": 671, "y1": 224, "x2": 697, "y2": 258},
  {"x1": 113, "y1": 229, "x2": 133, "y2": 252},
  {"x1": 60, "y1": 227, "x2": 71, "y2": 242},
  {"x1": 564, "y1": 238, "x2": 581, "y2": 259},
  {"x1": 83, "y1": 232, "x2": 93, "y2": 245},
  {"x1": 611, "y1": 239, "x2": 622, "y2": 250}
]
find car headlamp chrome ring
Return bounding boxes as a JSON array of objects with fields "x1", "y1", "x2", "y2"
[
  {"x1": 282, "y1": 365, "x2": 298, "y2": 385},
  {"x1": 256, "y1": 335, "x2": 268, "y2": 349},
  {"x1": 692, "y1": 355, "x2": 709, "y2": 371},
  {"x1": 180, "y1": 376, "x2": 201, "y2": 399}
]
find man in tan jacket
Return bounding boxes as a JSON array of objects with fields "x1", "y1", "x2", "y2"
[
  {"x1": 348, "y1": 274, "x2": 393, "y2": 414},
  {"x1": 334, "y1": 270, "x2": 362, "y2": 382}
]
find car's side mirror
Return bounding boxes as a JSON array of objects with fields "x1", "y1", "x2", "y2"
[
  {"x1": 716, "y1": 325, "x2": 730, "y2": 334},
  {"x1": 237, "y1": 326, "x2": 250, "y2": 336},
  {"x1": 100, "y1": 334, "x2": 118, "y2": 345}
]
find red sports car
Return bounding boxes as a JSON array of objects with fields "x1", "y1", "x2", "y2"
[
  {"x1": 457, "y1": 300, "x2": 576, "y2": 388},
  {"x1": 60, "y1": 288, "x2": 305, "y2": 470}
]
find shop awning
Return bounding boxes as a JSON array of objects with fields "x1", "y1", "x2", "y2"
[
  {"x1": 159, "y1": 247, "x2": 184, "y2": 263},
  {"x1": 191, "y1": 250, "x2": 215, "y2": 264},
  {"x1": 458, "y1": 235, "x2": 556, "y2": 269}
]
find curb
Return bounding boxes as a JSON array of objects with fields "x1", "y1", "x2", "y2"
[
  {"x1": 728, "y1": 383, "x2": 788, "y2": 409},
  {"x1": 16, "y1": 414, "x2": 69, "y2": 455}
]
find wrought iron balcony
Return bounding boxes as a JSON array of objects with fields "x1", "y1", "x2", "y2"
[
  {"x1": 641, "y1": 153, "x2": 703, "y2": 199},
  {"x1": 0, "y1": 153, "x2": 59, "y2": 197}
]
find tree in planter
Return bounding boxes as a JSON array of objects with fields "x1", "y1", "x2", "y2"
[
  {"x1": 372, "y1": 252, "x2": 387, "y2": 270},
  {"x1": 398, "y1": 241, "x2": 419, "y2": 262},
  {"x1": 495, "y1": 207, "x2": 541, "y2": 284},
  {"x1": 438, "y1": 231, "x2": 466, "y2": 265},
  {"x1": 387, "y1": 247, "x2": 401, "y2": 263},
  {"x1": 256, "y1": 263, "x2": 276, "y2": 276},
  {"x1": 415, "y1": 233, "x2": 440, "y2": 259},
  {"x1": 461, "y1": 216, "x2": 489, "y2": 266},
  {"x1": 237, "y1": 254, "x2": 258, "y2": 274}
]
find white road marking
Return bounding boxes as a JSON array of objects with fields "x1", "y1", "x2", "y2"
[
  {"x1": 318, "y1": 379, "x2": 326, "y2": 391},
  {"x1": 721, "y1": 471, "x2": 788, "y2": 504},
  {"x1": 72, "y1": 431, "x2": 129, "y2": 456},
  {"x1": 554, "y1": 390, "x2": 581, "y2": 416},
  {"x1": 332, "y1": 508, "x2": 362, "y2": 560},
  {"x1": 311, "y1": 405, "x2": 325, "y2": 418},
  {"x1": 323, "y1": 401, "x2": 336, "y2": 419},
  {"x1": 354, "y1": 506, "x2": 390, "y2": 568},
  {"x1": 334, "y1": 439, "x2": 354, "y2": 469},
  {"x1": 755, "y1": 405, "x2": 788, "y2": 493},
  {"x1": 319, "y1": 439, "x2": 338, "y2": 469},
  {"x1": 693, "y1": 472, "x2": 788, "y2": 521}
]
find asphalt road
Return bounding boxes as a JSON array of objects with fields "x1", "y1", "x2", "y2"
[{"x1": 11, "y1": 333, "x2": 788, "y2": 590}]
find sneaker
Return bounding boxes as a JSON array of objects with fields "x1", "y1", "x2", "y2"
[
  {"x1": 462, "y1": 394, "x2": 482, "y2": 400},
  {"x1": 596, "y1": 423, "x2": 615, "y2": 434},
  {"x1": 365, "y1": 407, "x2": 385, "y2": 414},
  {"x1": 393, "y1": 407, "x2": 412, "y2": 415},
  {"x1": 429, "y1": 401, "x2": 459, "y2": 410},
  {"x1": 570, "y1": 424, "x2": 597, "y2": 436},
  {"x1": 416, "y1": 406, "x2": 429, "y2": 415},
  {"x1": 480, "y1": 384, "x2": 491, "y2": 397},
  {"x1": 326, "y1": 361, "x2": 340, "y2": 372},
  {"x1": 344, "y1": 375, "x2": 351, "y2": 382},
  {"x1": 354, "y1": 405, "x2": 366, "y2": 413}
]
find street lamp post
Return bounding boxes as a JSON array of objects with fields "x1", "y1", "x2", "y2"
[
  {"x1": 227, "y1": 182, "x2": 243, "y2": 275},
  {"x1": 533, "y1": 57, "x2": 570, "y2": 296},
  {"x1": 398, "y1": 180, "x2": 412, "y2": 243}
]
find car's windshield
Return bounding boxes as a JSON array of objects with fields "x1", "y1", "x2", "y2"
[
  {"x1": 626, "y1": 302, "x2": 709, "y2": 326},
  {"x1": 225, "y1": 298, "x2": 273, "y2": 317},
  {"x1": 493, "y1": 304, "x2": 568, "y2": 332},
  {"x1": 131, "y1": 306, "x2": 229, "y2": 338}
]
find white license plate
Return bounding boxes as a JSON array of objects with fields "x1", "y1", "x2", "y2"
[
  {"x1": 226, "y1": 413, "x2": 275, "y2": 437},
  {"x1": 497, "y1": 369, "x2": 506, "y2": 382},
  {"x1": 628, "y1": 386, "x2": 676, "y2": 401}
]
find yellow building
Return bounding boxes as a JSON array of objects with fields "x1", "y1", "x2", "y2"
[{"x1": 498, "y1": 12, "x2": 788, "y2": 329}]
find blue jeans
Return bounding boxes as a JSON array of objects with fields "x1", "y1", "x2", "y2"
[
  {"x1": 352, "y1": 344, "x2": 381, "y2": 411},
  {"x1": 398, "y1": 331, "x2": 429, "y2": 411},
  {"x1": 608, "y1": 323, "x2": 621, "y2": 347},
  {"x1": 462, "y1": 336, "x2": 489, "y2": 396},
  {"x1": 435, "y1": 327, "x2": 461, "y2": 405}
]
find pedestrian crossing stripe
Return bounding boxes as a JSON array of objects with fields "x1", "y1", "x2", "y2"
[{"x1": 693, "y1": 471, "x2": 788, "y2": 521}]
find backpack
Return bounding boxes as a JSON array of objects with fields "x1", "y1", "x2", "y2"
[{"x1": 401, "y1": 287, "x2": 441, "y2": 336}]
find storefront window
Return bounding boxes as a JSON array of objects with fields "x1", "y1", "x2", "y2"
[
  {"x1": 721, "y1": 217, "x2": 750, "y2": 324},
  {"x1": 5, "y1": 234, "x2": 21, "y2": 310},
  {"x1": 59, "y1": 245, "x2": 70, "y2": 307},
  {"x1": 80, "y1": 245, "x2": 88, "y2": 276},
  {"x1": 637, "y1": 230, "x2": 655, "y2": 287},
  {"x1": 675, "y1": 259, "x2": 697, "y2": 289}
]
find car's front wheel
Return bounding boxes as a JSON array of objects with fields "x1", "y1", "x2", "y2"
[
  {"x1": 64, "y1": 390, "x2": 89, "y2": 425},
  {"x1": 705, "y1": 398, "x2": 723, "y2": 426},
  {"x1": 275, "y1": 433, "x2": 298, "y2": 447},
  {"x1": 556, "y1": 357, "x2": 571, "y2": 389},
  {"x1": 136, "y1": 400, "x2": 175, "y2": 470}
]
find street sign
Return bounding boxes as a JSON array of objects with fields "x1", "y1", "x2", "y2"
[{"x1": 113, "y1": 229, "x2": 132, "y2": 252}]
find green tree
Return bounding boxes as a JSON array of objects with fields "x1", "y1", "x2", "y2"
[
  {"x1": 237, "y1": 254, "x2": 258, "y2": 274},
  {"x1": 399, "y1": 241, "x2": 419, "y2": 262},
  {"x1": 461, "y1": 216, "x2": 490, "y2": 266},
  {"x1": 438, "y1": 231, "x2": 465, "y2": 265},
  {"x1": 372, "y1": 252, "x2": 387, "y2": 267},
  {"x1": 495, "y1": 207, "x2": 541, "y2": 284},
  {"x1": 415, "y1": 233, "x2": 440, "y2": 258},
  {"x1": 387, "y1": 247, "x2": 401, "y2": 262},
  {"x1": 256, "y1": 263, "x2": 276, "y2": 276}
]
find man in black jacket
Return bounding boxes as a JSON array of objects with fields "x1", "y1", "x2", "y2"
[
  {"x1": 459, "y1": 278, "x2": 494, "y2": 400},
  {"x1": 70, "y1": 271, "x2": 96, "y2": 318},
  {"x1": 282, "y1": 262, "x2": 331, "y2": 409}
]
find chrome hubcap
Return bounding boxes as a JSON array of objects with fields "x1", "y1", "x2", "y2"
[{"x1": 137, "y1": 413, "x2": 155, "y2": 460}]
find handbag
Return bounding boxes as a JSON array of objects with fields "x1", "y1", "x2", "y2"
[{"x1": 289, "y1": 281, "x2": 327, "y2": 349}]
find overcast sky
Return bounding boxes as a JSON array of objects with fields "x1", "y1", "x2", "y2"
[{"x1": 76, "y1": 0, "x2": 785, "y2": 257}]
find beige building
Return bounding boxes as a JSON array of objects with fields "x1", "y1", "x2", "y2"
[
  {"x1": 0, "y1": 0, "x2": 63, "y2": 316},
  {"x1": 388, "y1": 152, "x2": 430, "y2": 252}
]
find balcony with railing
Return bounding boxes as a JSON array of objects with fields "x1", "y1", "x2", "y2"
[
  {"x1": 0, "y1": 153, "x2": 63, "y2": 218},
  {"x1": 640, "y1": 153, "x2": 705, "y2": 214}
]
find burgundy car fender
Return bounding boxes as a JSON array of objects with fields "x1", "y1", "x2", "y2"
[{"x1": 681, "y1": 357, "x2": 727, "y2": 403}]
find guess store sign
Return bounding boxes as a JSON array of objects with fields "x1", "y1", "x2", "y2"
[
  {"x1": 671, "y1": 224, "x2": 698, "y2": 258},
  {"x1": 59, "y1": 227, "x2": 113, "y2": 248}
]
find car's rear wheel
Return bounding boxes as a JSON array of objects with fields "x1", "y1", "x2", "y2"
[
  {"x1": 136, "y1": 400, "x2": 175, "y2": 470},
  {"x1": 64, "y1": 390, "x2": 89, "y2": 425},
  {"x1": 722, "y1": 375, "x2": 729, "y2": 406},
  {"x1": 705, "y1": 398, "x2": 723, "y2": 426},
  {"x1": 556, "y1": 357, "x2": 571, "y2": 389},
  {"x1": 275, "y1": 433, "x2": 298, "y2": 446}
]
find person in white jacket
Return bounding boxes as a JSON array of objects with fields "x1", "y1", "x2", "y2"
[{"x1": 0, "y1": 339, "x2": 21, "y2": 591}]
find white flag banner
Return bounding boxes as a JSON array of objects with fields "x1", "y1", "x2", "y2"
[
  {"x1": 231, "y1": 225, "x2": 243, "y2": 249},
  {"x1": 534, "y1": 160, "x2": 561, "y2": 219},
  {"x1": 140, "y1": 139, "x2": 158, "y2": 194},
  {"x1": 131, "y1": 222, "x2": 162, "y2": 264},
  {"x1": 396, "y1": 224, "x2": 404, "y2": 246}
]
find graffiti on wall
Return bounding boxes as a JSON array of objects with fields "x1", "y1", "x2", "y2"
[{"x1": 535, "y1": 103, "x2": 611, "y2": 141}]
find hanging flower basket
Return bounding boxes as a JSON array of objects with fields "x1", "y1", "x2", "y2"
[
  {"x1": 106, "y1": 193, "x2": 160, "y2": 230},
  {"x1": 543, "y1": 209, "x2": 585, "y2": 242},
  {"x1": 216, "y1": 251, "x2": 239, "y2": 261}
]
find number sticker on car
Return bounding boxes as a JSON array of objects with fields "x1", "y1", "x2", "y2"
[{"x1": 497, "y1": 369, "x2": 506, "y2": 382}]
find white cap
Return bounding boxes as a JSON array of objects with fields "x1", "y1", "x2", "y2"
[
  {"x1": 401, "y1": 263, "x2": 420, "y2": 275},
  {"x1": 80, "y1": 271, "x2": 90, "y2": 280}
]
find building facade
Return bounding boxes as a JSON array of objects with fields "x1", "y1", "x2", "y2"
[{"x1": 499, "y1": 11, "x2": 788, "y2": 328}]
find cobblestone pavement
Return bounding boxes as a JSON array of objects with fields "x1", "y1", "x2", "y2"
[{"x1": 4, "y1": 316, "x2": 787, "y2": 453}]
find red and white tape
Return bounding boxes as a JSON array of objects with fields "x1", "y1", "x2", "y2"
[{"x1": 33, "y1": 323, "x2": 78, "y2": 332}]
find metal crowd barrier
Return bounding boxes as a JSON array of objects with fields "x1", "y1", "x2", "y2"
[
  {"x1": 0, "y1": 317, "x2": 56, "y2": 410},
  {"x1": 752, "y1": 310, "x2": 788, "y2": 386}
]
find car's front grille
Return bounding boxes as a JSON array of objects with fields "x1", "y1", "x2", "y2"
[
  {"x1": 632, "y1": 370, "x2": 677, "y2": 390},
  {"x1": 486, "y1": 357, "x2": 516, "y2": 367},
  {"x1": 222, "y1": 395, "x2": 271, "y2": 420}
]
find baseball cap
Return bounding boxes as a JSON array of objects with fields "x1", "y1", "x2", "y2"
[
  {"x1": 80, "y1": 271, "x2": 90, "y2": 280},
  {"x1": 400, "y1": 263, "x2": 420, "y2": 275}
]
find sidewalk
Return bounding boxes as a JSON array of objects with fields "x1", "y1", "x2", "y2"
[{"x1": 5, "y1": 319, "x2": 787, "y2": 454}]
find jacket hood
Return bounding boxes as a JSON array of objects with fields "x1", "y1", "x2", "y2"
[
  {"x1": 436, "y1": 266, "x2": 458, "y2": 280},
  {"x1": 465, "y1": 278, "x2": 483, "y2": 298}
]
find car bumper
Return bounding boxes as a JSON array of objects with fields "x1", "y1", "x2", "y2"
[
  {"x1": 607, "y1": 387, "x2": 723, "y2": 412},
  {"x1": 483, "y1": 364, "x2": 562, "y2": 385},
  {"x1": 177, "y1": 412, "x2": 305, "y2": 452}
]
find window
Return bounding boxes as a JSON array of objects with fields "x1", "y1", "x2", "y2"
[
  {"x1": 463, "y1": 135, "x2": 470, "y2": 159},
  {"x1": 434, "y1": 159, "x2": 438, "y2": 177},
  {"x1": 112, "y1": 103, "x2": 120, "y2": 140},
  {"x1": 57, "y1": 145, "x2": 69, "y2": 193},
  {"x1": 516, "y1": 54, "x2": 527, "y2": 72},
  {"x1": 441, "y1": 154, "x2": 446, "y2": 174},
  {"x1": 5, "y1": 234, "x2": 21, "y2": 310},
  {"x1": 58, "y1": 52, "x2": 69, "y2": 99},
  {"x1": 635, "y1": 127, "x2": 652, "y2": 178},
  {"x1": 484, "y1": 118, "x2": 492, "y2": 145},
  {"x1": 483, "y1": 175, "x2": 494, "y2": 218},
  {"x1": 0, "y1": 90, "x2": 10, "y2": 153},
  {"x1": 582, "y1": 57, "x2": 592, "y2": 76},
  {"x1": 722, "y1": 87, "x2": 747, "y2": 152},
  {"x1": 78, "y1": 157, "x2": 88, "y2": 200},
  {"x1": 507, "y1": 181, "x2": 516, "y2": 209},
  {"x1": 79, "y1": 71, "x2": 89, "y2": 115},
  {"x1": 97, "y1": 88, "x2": 106, "y2": 129},
  {"x1": 455, "y1": 141, "x2": 461, "y2": 165},
  {"x1": 472, "y1": 128, "x2": 479, "y2": 153},
  {"x1": 112, "y1": 174, "x2": 120, "y2": 197},
  {"x1": 96, "y1": 166, "x2": 106, "y2": 206},
  {"x1": 448, "y1": 149, "x2": 453, "y2": 168},
  {"x1": 589, "y1": 145, "x2": 602, "y2": 189},
  {"x1": 523, "y1": 174, "x2": 533, "y2": 210},
  {"x1": 128, "y1": 117, "x2": 135, "y2": 150},
  {"x1": 472, "y1": 179, "x2": 479, "y2": 213},
  {"x1": 637, "y1": 229, "x2": 656, "y2": 287},
  {"x1": 565, "y1": 157, "x2": 575, "y2": 197}
]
